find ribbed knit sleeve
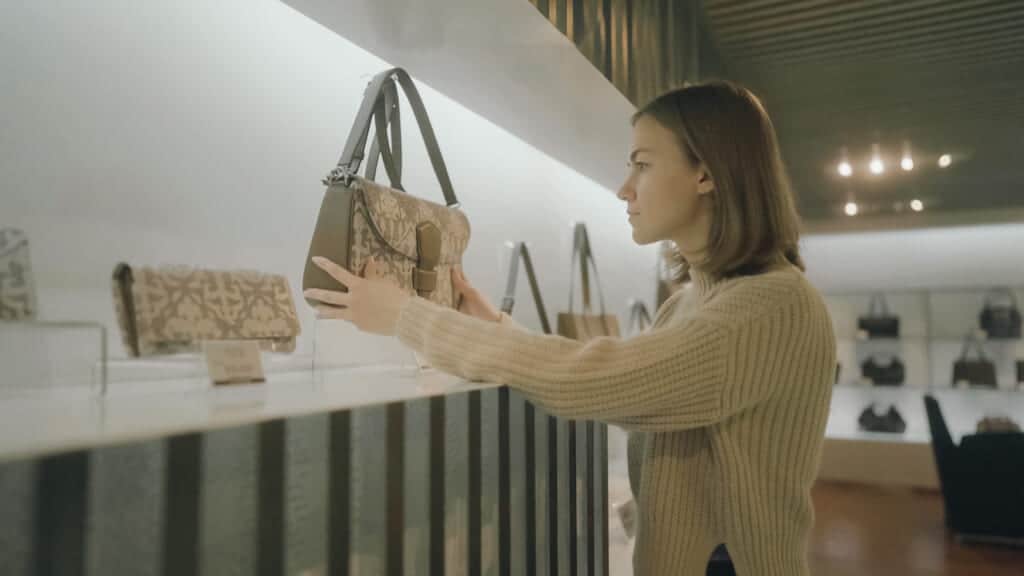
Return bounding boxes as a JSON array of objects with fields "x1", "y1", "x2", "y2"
[{"x1": 399, "y1": 295, "x2": 750, "y2": 431}]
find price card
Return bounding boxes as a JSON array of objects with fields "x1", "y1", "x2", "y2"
[{"x1": 203, "y1": 340, "x2": 266, "y2": 386}]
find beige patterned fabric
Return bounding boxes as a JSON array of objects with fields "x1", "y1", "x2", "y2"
[
  {"x1": 306, "y1": 176, "x2": 470, "y2": 309},
  {"x1": 112, "y1": 264, "x2": 301, "y2": 357},
  {"x1": 0, "y1": 228, "x2": 36, "y2": 321}
]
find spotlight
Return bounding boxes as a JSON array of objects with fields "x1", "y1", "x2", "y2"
[
  {"x1": 844, "y1": 202, "x2": 859, "y2": 216},
  {"x1": 901, "y1": 156, "x2": 914, "y2": 171},
  {"x1": 869, "y1": 158, "x2": 885, "y2": 175},
  {"x1": 838, "y1": 161, "x2": 853, "y2": 177},
  {"x1": 938, "y1": 154, "x2": 952, "y2": 168},
  {"x1": 910, "y1": 199, "x2": 924, "y2": 212}
]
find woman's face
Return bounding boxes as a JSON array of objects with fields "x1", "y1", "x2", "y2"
[{"x1": 617, "y1": 115, "x2": 714, "y2": 248}]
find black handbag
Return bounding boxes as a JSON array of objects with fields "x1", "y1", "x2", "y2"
[
  {"x1": 952, "y1": 338, "x2": 997, "y2": 388},
  {"x1": 1016, "y1": 359, "x2": 1023, "y2": 385},
  {"x1": 858, "y1": 294, "x2": 899, "y2": 339},
  {"x1": 858, "y1": 404, "x2": 907, "y2": 434},
  {"x1": 861, "y1": 355, "x2": 905, "y2": 386},
  {"x1": 979, "y1": 288, "x2": 1021, "y2": 340}
]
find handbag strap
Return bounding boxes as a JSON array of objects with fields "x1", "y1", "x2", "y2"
[
  {"x1": 983, "y1": 287, "x2": 1020, "y2": 310},
  {"x1": 500, "y1": 242, "x2": 552, "y2": 334},
  {"x1": 868, "y1": 293, "x2": 891, "y2": 317},
  {"x1": 568, "y1": 222, "x2": 609, "y2": 315},
  {"x1": 959, "y1": 336, "x2": 989, "y2": 361},
  {"x1": 364, "y1": 78, "x2": 403, "y2": 188},
  {"x1": 628, "y1": 299, "x2": 652, "y2": 333},
  {"x1": 326, "y1": 68, "x2": 459, "y2": 207}
]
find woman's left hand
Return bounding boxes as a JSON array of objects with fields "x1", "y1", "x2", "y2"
[{"x1": 304, "y1": 256, "x2": 410, "y2": 336}]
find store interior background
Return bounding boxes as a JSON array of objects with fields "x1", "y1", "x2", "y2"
[{"x1": 2, "y1": 0, "x2": 1023, "y2": 574}]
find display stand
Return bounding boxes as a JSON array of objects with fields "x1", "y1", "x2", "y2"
[{"x1": 0, "y1": 320, "x2": 107, "y2": 397}]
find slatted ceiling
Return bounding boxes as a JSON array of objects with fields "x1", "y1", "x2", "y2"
[{"x1": 700, "y1": 0, "x2": 1024, "y2": 222}]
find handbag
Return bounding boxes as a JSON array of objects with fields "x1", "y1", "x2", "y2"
[
  {"x1": 952, "y1": 337, "x2": 997, "y2": 388},
  {"x1": 861, "y1": 355, "x2": 905, "y2": 386},
  {"x1": 112, "y1": 264, "x2": 301, "y2": 357},
  {"x1": 1017, "y1": 359, "x2": 1024, "y2": 384},
  {"x1": 303, "y1": 68, "x2": 469, "y2": 310},
  {"x1": 557, "y1": 223, "x2": 620, "y2": 341},
  {"x1": 976, "y1": 416, "x2": 1021, "y2": 434},
  {"x1": 858, "y1": 404, "x2": 906, "y2": 434},
  {"x1": 498, "y1": 242, "x2": 552, "y2": 334},
  {"x1": 627, "y1": 299, "x2": 652, "y2": 335},
  {"x1": 0, "y1": 228, "x2": 37, "y2": 321},
  {"x1": 979, "y1": 288, "x2": 1022, "y2": 340},
  {"x1": 857, "y1": 293, "x2": 899, "y2": 339}
]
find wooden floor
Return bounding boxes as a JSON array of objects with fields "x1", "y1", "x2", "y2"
[{"x1": 808, "y1": 481, "x2": 1024, "y2": 576}]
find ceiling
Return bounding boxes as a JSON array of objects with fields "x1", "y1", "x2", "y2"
[{"x1": 702, "y1": 0, "x2": 1024, "y2": 224}]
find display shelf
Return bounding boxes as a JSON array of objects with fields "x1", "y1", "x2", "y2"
[
  {"x1": 0, "y1": 320, "x2": 108, "y2": 397},
  {"x1": 0, "y1": 365, "x2": 495, "y2": 463}
]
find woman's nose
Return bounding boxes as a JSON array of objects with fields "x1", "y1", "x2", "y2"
[{"x1": 617, "y1": 182, "x2": 635, "y2": 202}]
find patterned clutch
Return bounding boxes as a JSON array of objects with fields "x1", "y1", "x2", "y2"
[
  {"x1": 0, "y1": 228, "x2": 37, "y2": 321},
  {"x1": 112, "y1": 264, "x2": 301, "y2": 357}
]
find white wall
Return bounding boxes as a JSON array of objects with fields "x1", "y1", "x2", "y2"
[
  {"x1": 802, "y1": 223, "x2": 1024, "y2": 292},
  {"x1": 0, "y1": 0, "x2": 657, "y2": 362}
]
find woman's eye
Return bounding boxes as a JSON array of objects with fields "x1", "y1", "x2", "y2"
[{"x1": 630, "y1": 161, "x2": 649, "y2": 170}]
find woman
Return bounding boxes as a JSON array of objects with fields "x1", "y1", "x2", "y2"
[{"x1": 305, "y1": 80, "x2": 836, "y2": 576}]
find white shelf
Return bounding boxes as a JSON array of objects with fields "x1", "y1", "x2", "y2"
[{"x1": 0, "y1": 365, "x2": 497, "y2": 463}]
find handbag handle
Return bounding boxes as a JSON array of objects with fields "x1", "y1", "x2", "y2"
[
  {"x1": 959, "y1": 335, "x2": 989, "y2": 361},
  {"x1": 568, "y1": 222, "x2": 609, "y2": 315},
  {"x1": 983, "y1": 287, "x2": 1020, "y2": 310},
  {"x1": 867, "y1": 293, "x2": 891, "y2": 317},
  {"x1": 628, "y1": 299, "x2": 652, "y2": 333},
  {"x1": 500, "y1": 242, "x2": 552, "y2": 334},
  {"x1": 326, "y1": 68, "x2": 459, "y2": 207},
  {"x1": 364, "y1": 77, "x2": 403, "y2": 188}
]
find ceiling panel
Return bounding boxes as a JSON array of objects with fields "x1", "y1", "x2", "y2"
[{"x1": 702, "y1": 0, "x2": 1024, "y2": 224}]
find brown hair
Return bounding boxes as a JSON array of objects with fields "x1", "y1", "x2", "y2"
[{"x1": 633, "y1": 80, "x2": 804, "y2": 283}]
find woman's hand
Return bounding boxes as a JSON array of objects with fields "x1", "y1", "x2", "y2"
[
  {"x1": 304, "y1": 256, "x2": 410, "y2": 336},
  {"x1": 452, "y1": 267, "x2": 502, "y2": 323}
]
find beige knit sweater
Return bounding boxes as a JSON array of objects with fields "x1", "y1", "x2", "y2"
[{"x1": 396, "y1": 263, "x2": 836, "y2": 575}]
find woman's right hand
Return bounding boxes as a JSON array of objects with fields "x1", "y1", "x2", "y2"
[{"x1": 452, "y1": 267, "x2": 503, "y2": 323}]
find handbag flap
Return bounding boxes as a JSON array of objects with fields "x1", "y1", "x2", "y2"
[
  {"x1": 127, "y1": 266, "x2": 301, "y2": 347},
  {"x1": 354, "y1": 177, "x2": 470, "y2": 265}
]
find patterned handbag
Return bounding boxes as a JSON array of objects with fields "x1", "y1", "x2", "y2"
[
  {"x1": 0, "y1": 228, "x2": 37, "y2": 320},
  {"x1": 303, "y1": 68, "x2": 469, "y2": 310},
  {"x1": 112, "y1": 264, "x2": 301, "y2": 357},
  {"x1": 557, "y1": 223, "x2": 620, "y2": 341}
]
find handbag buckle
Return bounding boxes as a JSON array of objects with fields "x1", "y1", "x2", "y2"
[{"x1": 322, "y1": 166, "x2": 357, "y2": 187}]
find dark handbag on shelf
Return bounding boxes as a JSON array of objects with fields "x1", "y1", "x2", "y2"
[
  {"x1": 0, "y1": 227, "x2": 37, "y2": 321},
  {"x1": 952, "y1": 337, "x2": 997, "y2": 389},
  {"x1": 861, "y1": 355, "x2": 905, "y2": 386},
  {"x1": 556, "y1": 223, "x2": 620, "y2": 341},
  {"x1": 303, "y1": 68, "x2": 470, "y2": 310},
  {"x1": 858, "y1": 404, "x2": 907, "y2": 434},
  {"x1": 857, "y1": 293, "x2": 899, "y2": 339},
  {"x1": 1017, "y1": 360, "x2": 1024, "y2": 384},
  {"x1": 627, "y1": 299, "x2": 652, "y2": 335},
  {"x1": 499, "y1": 242, "x2": 551, "y2": 334},
  {"x1": 979, "y1": 288, "x2": 1021, "y2": 340}
]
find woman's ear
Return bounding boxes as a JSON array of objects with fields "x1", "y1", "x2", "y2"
[{"x1": 697, "y1": 166, "x2": 715, "y2": 196}]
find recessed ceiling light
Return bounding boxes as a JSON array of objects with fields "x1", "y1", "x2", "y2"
[
  {"x1": 901, "y1": 156, "x2": 914, "y2": 171},
  {"x1": 844, "y1": 202, "x2": 859, "y2": 216},
  {"x1": 869, "y1": 158, "x2": 885, "y2": 174},
  {"x1": 910, "y1": 199, "x2": 924, "y2": 212},
  {"x1": 838, "y1": 161, "x2": 853, "y2": 177},
  {"x1": 938, "y1": 154, "x2": 952, "y2": 168}
]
